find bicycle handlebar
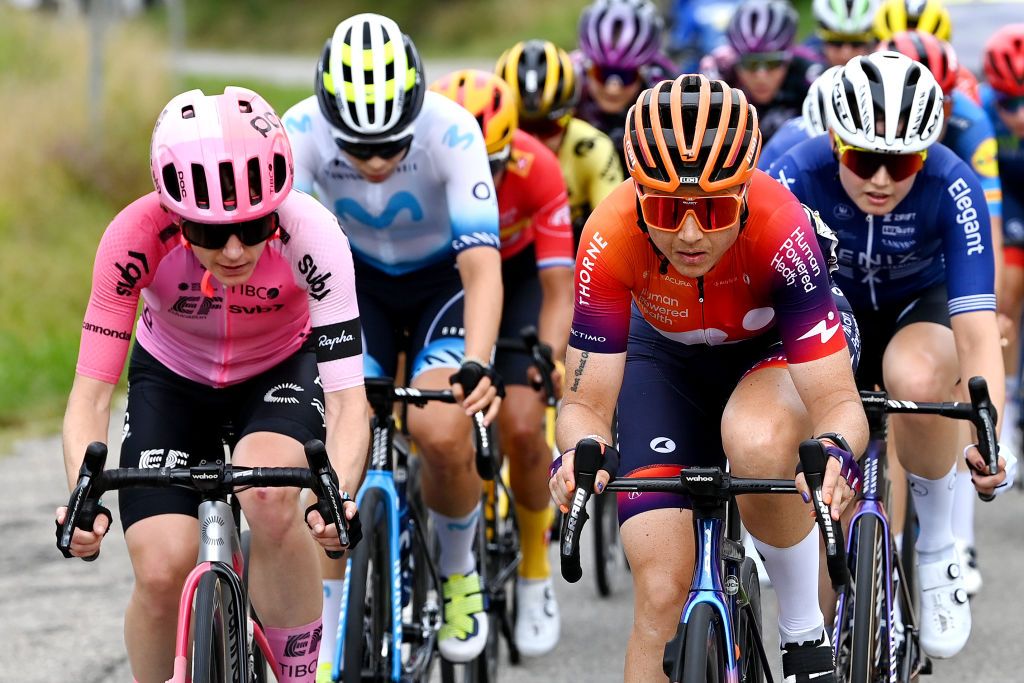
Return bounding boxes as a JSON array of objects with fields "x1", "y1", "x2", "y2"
[
  {"x1": 559, "y1": 439, "x2": 850, "y2": 589},
  {"x1": 496, "y1": 325, "x2": 557, "y2": 407},
  {"x1": 57, "y1": 439, "x2": 352, "y2": 560},
  {"x1": 861, "y1": 376, "x2": 999, "y2": 500}
]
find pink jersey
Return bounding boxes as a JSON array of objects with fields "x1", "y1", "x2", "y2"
[{"x1": 76, "y1": 190, "x2": 363, "y2": 392}]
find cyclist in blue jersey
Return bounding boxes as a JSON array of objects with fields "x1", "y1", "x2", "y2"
[
  {"x1": 282, "y1": 14, "x2": 503, "y2": 672},
  {"x1": 880, "y1": 29, "x2": 1007, "y2": 596},
  {"x1": 772, "y1": 51, "x2": 1015, "y2": 659},
  {"x1": 796, "y1": 0, "x2": 879, "y2": 66},
  {"x1": 759, "y1": 66, "x2": 840, "y2": 171}
]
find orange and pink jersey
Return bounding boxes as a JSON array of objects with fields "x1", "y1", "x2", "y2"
[
  {"x1": 570, "y1": 172, "x2": 847, "y2": 363},
  {"x1": 76, "y1": 190, "x2": 363, "y2": 391}
]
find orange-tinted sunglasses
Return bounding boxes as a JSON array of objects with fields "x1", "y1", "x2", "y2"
[{"x1": 636, "y1": 187, "x2": 744, "y2": 233}]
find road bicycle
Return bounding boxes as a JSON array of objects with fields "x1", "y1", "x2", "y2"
[
  {"x1": 57, "y1": 439, "x2": 350, "y2": 683},
  {"x1": 560, "y1": 438, "x2": 849, "y2": 683},
  {"x1": 833, "y1": 377, "x2": 998, "y2": 683}
]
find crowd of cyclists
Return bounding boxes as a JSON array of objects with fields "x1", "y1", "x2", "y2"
[{"x1": 54, "y1": 0, "x2": 1023, "y2": 681}]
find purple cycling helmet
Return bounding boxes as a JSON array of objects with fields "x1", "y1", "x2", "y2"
[
  {"x1": 727, "y1": 0, "x2": 799, "y2": 55},
  {"x1": 578, "y1": 0, "x2": 664, "y2": 69}
]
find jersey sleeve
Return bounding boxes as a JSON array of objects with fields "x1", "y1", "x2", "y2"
[
  {"x1": 435, "y1": 104, "x2": 501, "y2": 255},
  {"x1": 76, "y1": 198, "x2": 166, "y2": 383},
  {"x1": 529, "y1": 149, "x2": 574, "y2": 270},
  {"x1": 940, "y1": 166, "x2": 997, "y2": 316},
  {"x1": 281, "y1": 194, "x2": 364, "y2": 392},
  {"x1": 568, "y1": 194, "x2": 636, "y2": 354},
  {"x1": 770, "y1": 151, "x2": 809, "y2": 203},
  {"x1": 756, "y1": 201, "x2": 847, "y2": 364},
  {"x1": 583, "y1": 132, "x2": 624, "y2": 210},
  {"x1": 282, "y1": 99, "x2": 322, "y2": 196}
]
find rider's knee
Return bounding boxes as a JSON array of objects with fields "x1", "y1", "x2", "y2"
[
  {"x1": 241, "y1": 487, "x2": 301, "y2": 542},
  {"x1": 632, "y1": 570, "x2": 688, "y2": 633},
  {"x1": 409, "y1": 420, "x2": 471, "y2": 463},
  {"x1": 723, "y1": 413, "x2": 800, "y2": 478},
  {"x1": 131, "y1": 549, "x2": 193, "y2": 614},
  {"x1": 883, "y1": 361, "x2": 950, "y2": 402}
]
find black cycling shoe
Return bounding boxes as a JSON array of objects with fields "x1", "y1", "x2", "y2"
[{"x1": 782, "y1": 631, "x2": 836, "y2": 682}]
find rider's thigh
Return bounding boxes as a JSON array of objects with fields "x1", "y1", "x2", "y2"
[
  {"x1": 406, "y1": 367, "x2": 473, "y2": 464},
  {"x1": 125, "y1": 513, "x2": 200, "y2": 607},
  {"x1": 232, "y1": 432, "x2": 305, "y2": 538},
  {"x1": 498, "y1": 384, "x2": 546, "y2": 459},
  {"x1": 881, "y1": 322, "x2": 958, "y2": 401},
  {"x1": 621, "y1": 508, "x2": 695, "y2": 625},
  {"x1": 722, "y1": 365, "x2": 809, "y2": 478}
]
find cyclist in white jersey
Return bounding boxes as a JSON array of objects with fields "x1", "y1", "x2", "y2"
[{"x1": 283, "y1": 13, "x2": 503, "y2": 670}]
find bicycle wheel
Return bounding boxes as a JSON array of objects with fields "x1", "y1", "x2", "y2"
[
  {"x1": 592, "y1": 491, "x2": 626, "y2": 597},
  {"x1": 192, "y1": 571, "x2": 238, "y2": 683},
  {"x1": 845, "y1": 515, "x2": 888, "y2": 683},
  {"x1": 343, "y1": 488, "x2": 393, "y2": 683},
  {"x1": 680, "y1": 603, "x2": 727, "y2": 683},
  {"x1": 735, "y1": 557, "x2": 764, "y2": 683}
]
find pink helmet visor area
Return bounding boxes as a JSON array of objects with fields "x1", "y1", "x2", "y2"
[{"x1": 150, "y1": 87, "x2": 294, "y2": 224}]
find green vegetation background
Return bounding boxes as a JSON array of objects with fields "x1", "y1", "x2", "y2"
[{"x1": 0, "y1": 0, "x2": 812, "y2": 434}]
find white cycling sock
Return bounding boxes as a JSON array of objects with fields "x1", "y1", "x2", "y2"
[
  {"x1": 750, "y1": 525, "x2": 824, "y2": 645},
  {"x1": 951, "y1": 470, "x2": 976, "y2": 547},
  {"x1": 317, "y1": 579, "x2": 344, "y2": 667},
  {"x1": 1000, "y1": 375, "x2": 1020, "y2": 451},
  {"x1": 907, "y1": 464, "x2": 957, "y2": 558},
  {"x1": 432, "y1": 504, "x2": 480, "y2": 577}
]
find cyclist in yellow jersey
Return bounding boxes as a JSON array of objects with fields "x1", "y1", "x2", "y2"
[{"x1": 497, "y1": 40, "x2": 623, "y2": 247}]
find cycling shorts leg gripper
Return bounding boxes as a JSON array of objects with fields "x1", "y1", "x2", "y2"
[
  {"x1": 264, "y1": 617, "x2": 322, "y2": 682},
  {"x1": 410, "y1": 288, "x2": 467, "y2": 379}
]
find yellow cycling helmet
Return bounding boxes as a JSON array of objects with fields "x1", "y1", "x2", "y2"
[
  {"x1": 430, "y1": 69, "x2": 518, "y2": 154},
  {"x1": 874, "y1": 0, "x2": 952, "y2": 41},
  {"x1": 496, "y1": 40, "x2": 579, "y2": 123}
]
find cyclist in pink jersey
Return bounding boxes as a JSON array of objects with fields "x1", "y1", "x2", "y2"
[{"x1": 56, "y1": 87, "x2": 369, "y2": 683}]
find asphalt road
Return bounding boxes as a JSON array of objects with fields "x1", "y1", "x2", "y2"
[{"x1": 2, "y1": 406, "x2": 1023, "y2": 682}]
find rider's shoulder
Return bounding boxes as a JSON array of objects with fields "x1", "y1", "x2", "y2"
[
  {"x1": 281, "y1": 95, "x2": 327, "y2": 138},
  {"x1": 106, "y1": 192, "x2": 178, "y2": 241},
  {"x1": 774, "y1": 133, "x2": 833, "y2": 171},
  {"x1": 411, "y1": 91, "x2": 483, "y2": 143}
]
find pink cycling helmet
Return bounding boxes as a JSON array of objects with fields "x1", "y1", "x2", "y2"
[{"x1": 150, "y1": 87, "x2": 293, "y2": 224}]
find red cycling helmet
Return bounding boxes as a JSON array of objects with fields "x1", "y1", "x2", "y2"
[
  {"x1": 879, "y1": 30, "x2": 958, "y2": 95},
  {"x1": 984, "y1": 24, "x2": 1024, "y2": 96}
]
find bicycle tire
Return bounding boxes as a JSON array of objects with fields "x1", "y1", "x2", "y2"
[
  {"x1": 592, "y1": 491, "x2": 625, "y2": 597},
  {"x1": 848, "y1": 515, "x2": 887, "y2": 683},
  {"x1": 680, "y1": 602, "x2": 726, "y2": 683},
  {"x1": 736, "y1": 557, "x2": 764, "y2": 683},
  {"x1": 192, "y1": 571, "x2": 237, "y2": 683},
  {"x1": 343, "y1": 488, "x2": 393, "y2": 683}
]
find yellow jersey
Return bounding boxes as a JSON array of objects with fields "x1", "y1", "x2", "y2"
[{"x1": 555, "y1": 117, "x2": 623, "y2": 245}]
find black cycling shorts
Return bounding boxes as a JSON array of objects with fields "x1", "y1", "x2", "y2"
[
  {"x1": 494, "y1": 247, "x2": 543, "y2": 387},
  {"x1": 118, "y1": 343, "x2": 325, "y2": 530},
  {"x1": 355, "y1": 257, "x2": 466, "y2": 380},
  {"x1": 853, "y1": 284, "x2": 951, "y2": 391}
]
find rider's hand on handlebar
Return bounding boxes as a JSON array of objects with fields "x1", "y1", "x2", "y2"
[
  {"x1": 527, "y1": 361, "x2": 564, "y2": 402},
  {"x1": 795, "y1": 444, "x2": 861, "y2": 521},
  {"x1": 548, "y1": 440, "x2": 618, "y2": 512},
  {"x1": 305, "y1": 500, "x2": 361, "y2": 552},
  {"x1": 449, "y1": 360, "x2": 505, "y2": 424},
  {"x1": 965, "y1": 443, "x2": 1016, "y2": 498},
  {"x1": 55, "y1": 505, "x2": 110, "y2": 558}
]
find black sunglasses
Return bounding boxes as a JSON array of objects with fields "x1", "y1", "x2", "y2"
[
  {"x1": 335, "y1": 135, "x2": 414, "y2": 161},
  {"x1": 738, "y1": 52, "x2": 791, "y2": 71},
  {"x1": 180, "y1": 213, "x2": 278, "y2": 249}
]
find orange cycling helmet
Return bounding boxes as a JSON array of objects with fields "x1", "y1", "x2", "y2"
[
  {"x1": 430, "y1": 69, "x2": 518, "y2": 154},
  {"x1": 984, "y1": 24, "x2": 1024, "y2": 97},
  {"x1": 879, "y1": 30, "x2": 959, "y2": 95},
  {"x1": 624, "y1": 74, "x2": 761, "y2": 195}
]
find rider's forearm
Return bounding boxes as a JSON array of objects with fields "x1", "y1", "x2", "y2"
[
  {"x1": 810, "y1": 394, "x2": 870, "y2": 457},
  {"x1": 456, "y1": 248, "x2": 503, "y2": 362},
  {"x1": 61, "y1": 374, "x2": 116, "y2": 491},
  {"x1": 538, "y1": 266, "x2": 573, "y2": 363},
  {"x1": 325, "y1": 386, "x2": 370, "y2": 493},
  {"x1": 555, "y1": 401, "x2": 615, "y2": 454},
  {"x1": 952, "y1": 311, "x2": 1007, "y2": 429}
]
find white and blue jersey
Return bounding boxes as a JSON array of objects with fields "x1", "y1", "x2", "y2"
[
  {"x1": 283, "y1": 92, "x2": 500, "y2": 276},
  {"x1": 772, "y1": 135, "x2": 996, "y2": 315},
  {"x1": 759, "y1": 116, "x2": 822, "y2": 171}
]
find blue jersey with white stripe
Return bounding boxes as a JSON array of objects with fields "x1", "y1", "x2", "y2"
[
  {"x1": 772, "y1": 135, "x2": 995, "y2": 315},
  {"x1": 758, "y1": 116, "x2": 820, "y2": 172}
]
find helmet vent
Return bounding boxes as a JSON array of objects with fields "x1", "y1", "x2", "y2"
[
  {"x1": 162, "y1": 164, "x2": 181, "y2": 202},
  {"x1": 273, "y1": 154, "x2": 287, "y2": 192},
  {"x1": 218, "y1": 162, "x2": 236, "y2": 211},
  {"x1": 192, "y1": 164, "x2": 210, "y2": 210},
  {"x1": 181, "y1": 105, "x2": 195, "y2": 120},
  {"x1": 247, "y1": 158, "x2": 263, "y2": 205},
  {"x1": 237, "y1": 99, "x2": 252, "y2": 113}
]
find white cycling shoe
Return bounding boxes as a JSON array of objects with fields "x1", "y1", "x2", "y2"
[
  {"x1": 917, "y1": 545, "x2": 972, "y2": 659},
  {"x1": 438, "y1": 572, "x2": 489, "y2": 663},
  {"x1": 514, "y1": 577, "x2": 560, "y2": 657}
]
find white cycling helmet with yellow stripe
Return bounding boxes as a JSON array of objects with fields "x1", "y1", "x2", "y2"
[{"x1": 315, "y1": 13, "x2": 425, "y2": 142}]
